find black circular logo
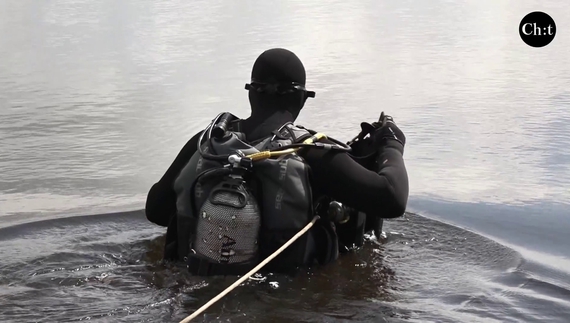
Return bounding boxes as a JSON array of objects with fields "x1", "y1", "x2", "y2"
[{"x1": 519, "y1": 12, "x2": 556, "y2": 47}]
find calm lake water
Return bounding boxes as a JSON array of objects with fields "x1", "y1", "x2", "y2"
[{"x1": 1, "y1": 0, "x2": 569, "y2": 322}]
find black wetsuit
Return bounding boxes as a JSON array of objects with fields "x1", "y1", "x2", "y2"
[{"x1": 146, "y1": 111, "x2": 409, "y2": 261}]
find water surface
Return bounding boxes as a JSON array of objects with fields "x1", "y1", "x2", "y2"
[{"x1": 1, "y1": 0, "x2": 569, "y2": 322}]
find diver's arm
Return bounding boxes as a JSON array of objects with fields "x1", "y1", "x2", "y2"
[
  {"x1": 145, "y1": 131, "x2": 202, "y2": 227},
  {"x1": 301, "y1": 139, "x2": 408, "y2": 218}
]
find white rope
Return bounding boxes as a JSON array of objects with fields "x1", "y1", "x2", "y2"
[{"x1": 179, "y1": 215, "x2": 320, "y2": 323}]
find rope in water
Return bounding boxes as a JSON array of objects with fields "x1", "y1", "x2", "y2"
[{"x1": 179, "y1": 215, "x2": 320, "y2": 323}]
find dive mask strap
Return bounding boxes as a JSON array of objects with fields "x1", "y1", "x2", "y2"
[{"x1": 245, "y1": 81, "x2": 315, "y2": 98}]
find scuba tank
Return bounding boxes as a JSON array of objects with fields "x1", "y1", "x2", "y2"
[
  {"x1": 192, "y1": 114, "x2": 261, "y2": 268},
  {"x1": 184, "y1": 113, "x2": 262, "y2": 275},
  {"x1": 192, "y1": 171, "x2": 261, "y2": 266}
]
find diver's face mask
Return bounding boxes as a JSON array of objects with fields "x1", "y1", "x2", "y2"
[{"x1": 245, "y1": 81, "x2": 316, "y2": 99}]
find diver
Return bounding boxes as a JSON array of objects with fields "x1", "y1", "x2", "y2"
[{"x1": 145, "y1": 48, "x2": 409, "y2": 275}]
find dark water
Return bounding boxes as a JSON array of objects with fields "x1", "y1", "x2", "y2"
[
  {"x1": 1, "y1": 0, "x2": 570, "y2": 322},
  {"x1": 2, "y1": 211, "x2": 553, "y2": 323}
]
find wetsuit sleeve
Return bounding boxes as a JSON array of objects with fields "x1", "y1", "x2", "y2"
[
  {"x1": 300, "y1": 139, "x2": 409, "y2": 218},
  {"x1": 145, "y1": 131, "x2": 202, "y2": 227}
]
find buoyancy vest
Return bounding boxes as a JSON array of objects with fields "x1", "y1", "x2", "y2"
[{"x1": 173, "y1": 113, "x2": 327, "y2": 275}]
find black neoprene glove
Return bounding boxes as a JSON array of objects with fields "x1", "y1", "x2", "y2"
[
  {"x1": 372, "y1": 113, "x2": 406, "y2": 155},
  {"x1": 348, "y1": 112, "x2": 406, "y2": 165}
]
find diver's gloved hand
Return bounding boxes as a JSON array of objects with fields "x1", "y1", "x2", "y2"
[
  {"x1": 372, "y1": 113, "x2": 406, "y2": 154},
  {"x1": 348, "y1": 112, "x2": 406, "y2": 164}
]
